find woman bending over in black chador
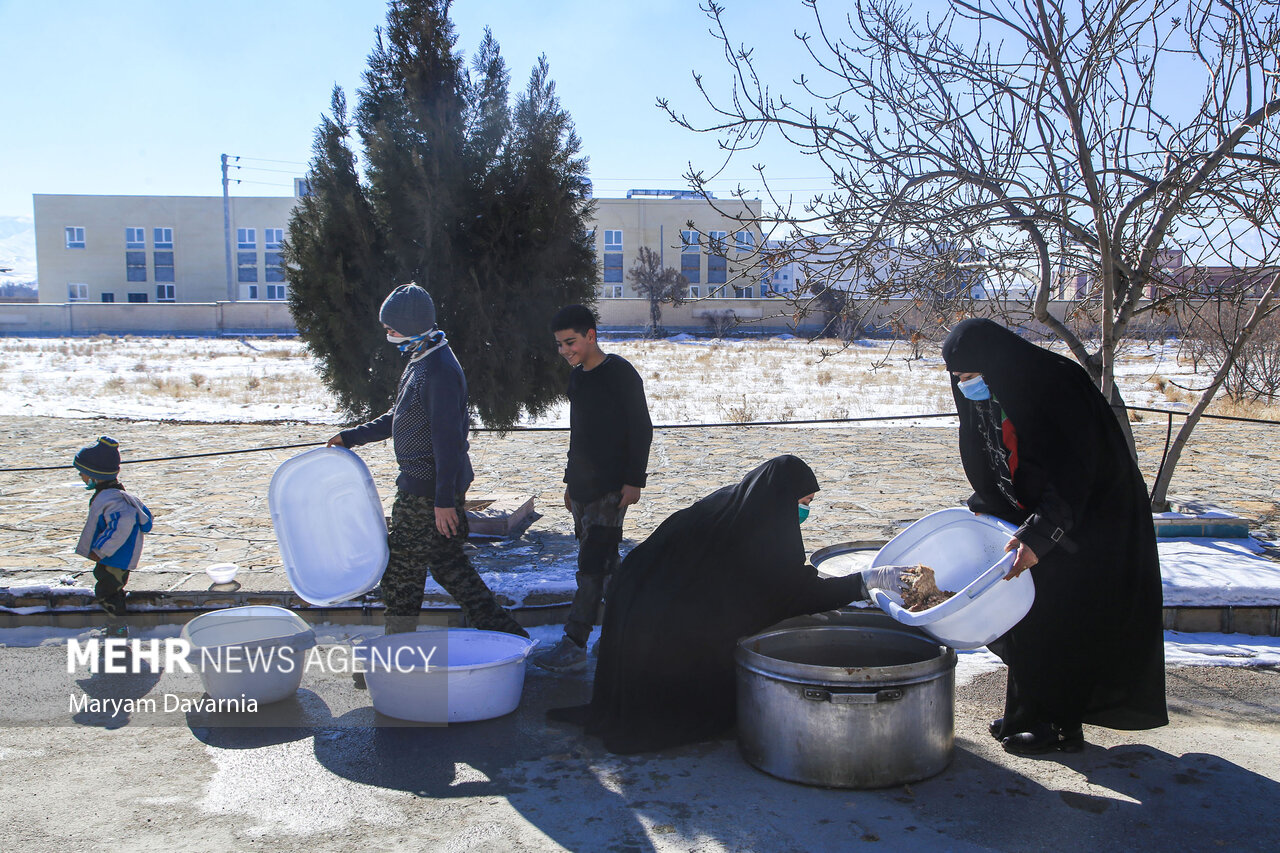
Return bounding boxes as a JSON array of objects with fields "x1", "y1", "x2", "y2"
[{"x1": 548, "y1": 455, "x2": 888, "y2": 755}]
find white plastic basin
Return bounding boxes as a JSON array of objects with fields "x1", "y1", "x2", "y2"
[
  {"x1": 361, "y1": 629, "x2": 537, "y2": 723},
  {"x1": 870, "y1": 508, "x2": 1035, "y2": 649},
  {"x1": 269, "y1": 447, "x2": 389, "y2": 606},
  {"x1": 180, "y1": 605, "x2": 317, "y2": 704},
  {"x1": 206, "y1": 562, "x2": 238, "y2": 584}
]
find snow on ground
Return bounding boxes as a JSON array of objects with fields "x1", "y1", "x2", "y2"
[
  {"x1": 0, "y1": 333, "x2": 1214, "y2": 427},
  {"x1": 1160, "y1": 537, "x2": 1280, "y2": 606}
]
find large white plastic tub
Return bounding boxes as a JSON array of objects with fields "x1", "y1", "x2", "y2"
[
  {"x1": 361, "y1": 629, "x2": 537, "y2": 723},
  {"x1": 180, "y1": 605, "x2": 316, "y2": 704},
  {"x1": 269, "y1": 447, "x2": 389, "y2": 606},
  {"x1": 870, "y1": 508, "x2": 1035, "y2": 649}
]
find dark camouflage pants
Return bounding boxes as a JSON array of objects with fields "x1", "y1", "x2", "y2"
[
  {"x1": 93, "y1": 563, "x2": 129, "y2": 627},
  {"x1": 565, "y1": 491, "x2": 628, "y2": 647},
  {"x1": 382, "y1": 490, "x2": 526, "y2": 637}
]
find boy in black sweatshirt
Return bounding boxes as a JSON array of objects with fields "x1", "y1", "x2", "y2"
[{"x1": 533, "y1": 305, "x2": 653, "y2": 672}]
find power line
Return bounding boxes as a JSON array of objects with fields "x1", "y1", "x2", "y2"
[{"x1": 1, "y1": 405, "x2": 1273, "y2": 474}]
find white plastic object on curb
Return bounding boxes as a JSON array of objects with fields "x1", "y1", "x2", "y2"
[
  {"x1": 180, "y1": 605, "x2": 317, "y2": 704},
  {"x1": 361, "y1": 629, "x2": 538, "y2": 723},
  {"x1": 205, "y1": 562, "x2": 238, "y2": 584},
  {"x1": 268, "y1": 447, "x2": 389, "y2": 606},
  {"x1": 868, "y1": 508, "x2": 1035, "y2": 649}
]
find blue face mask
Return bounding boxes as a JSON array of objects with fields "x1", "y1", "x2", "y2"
[
  {"x1": 83, "y1": 479, "x2": 98, "y2": 491},
  {"x1": 957, "y1": 375, "x2": 991, "y2": 401},
  {"x1": 798, "y1": 504, "x2": 811, "y2": 524}
]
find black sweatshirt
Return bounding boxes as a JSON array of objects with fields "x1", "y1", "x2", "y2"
[{"x1": 564, "y1": 354, "x2": 653, "y2": 503}]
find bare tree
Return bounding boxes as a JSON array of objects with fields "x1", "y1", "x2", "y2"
[
  {"x1": 663, "y1": 0, "x2": 1280, "y2": 507},
  {"x1": 628, "y1": 245, "x2": 690, "y2": 337}
]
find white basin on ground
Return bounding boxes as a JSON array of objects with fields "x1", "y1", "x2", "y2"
[
  {"x1": 180, "y1": 605, "x2": 316, "y2": 704},
  {"x1": 360, "y1": 629, "x2": 537, "y2": 723}
]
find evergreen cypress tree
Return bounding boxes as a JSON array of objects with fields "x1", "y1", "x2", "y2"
[
  {"x1": 287, "y1": 1, "x2": 597, "y2": 427},
  {"x1": 285, "y1": 88, "x2": 395, "y2": 418},
  {"x1": 454, "y1": 55, "x2": 598, "y2": 426}
]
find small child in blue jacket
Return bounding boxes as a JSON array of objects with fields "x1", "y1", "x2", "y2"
[{"x1": 74, "y1": 436, "x2": 153, "y2": 638}]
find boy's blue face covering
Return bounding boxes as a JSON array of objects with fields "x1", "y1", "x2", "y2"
[
  {"x1": 798, "y1": 504, "x2": 811, "y2": 524},
  {"x1": 957, "y1": 375, "x2": 992, "y2": 401},
  {"x1": 83, "y1": 479, "x2": 98, "y2": 491}
]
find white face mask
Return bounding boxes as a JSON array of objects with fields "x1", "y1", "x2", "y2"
[{"x1": 957, "y1": 374, "x2": 992, "y2": 401}]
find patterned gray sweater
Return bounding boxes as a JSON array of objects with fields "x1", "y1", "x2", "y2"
[{"x1": 340, "y1": 344, "x2": 474, "y2": 507}]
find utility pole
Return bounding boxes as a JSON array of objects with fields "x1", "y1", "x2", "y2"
[{"x1": 221, "y1": 154, "x2": 237, "y2": 302}]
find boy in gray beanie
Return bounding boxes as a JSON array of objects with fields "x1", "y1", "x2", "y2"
[
  {"x1": 74, "y1": 436, "x2": 154, "y2": 639},
  {"x1": 329, "y1": 283, "x2": 526, "y2": 640}
]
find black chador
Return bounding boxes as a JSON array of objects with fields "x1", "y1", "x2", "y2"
[
  {"x1": 549, "y1": 455, "x2": 865, "y2": 754},
  {"x1": 943, "y1": 319, "x2": 1167, "y2": 744}
]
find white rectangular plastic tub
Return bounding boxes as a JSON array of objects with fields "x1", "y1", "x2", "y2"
[
  {"x1": 361, "y1": 629, "x2": 537, "y2": 723},
  {"x1": 870, "y1": 508, "x2": 1035, "y2": 649},
  {"x1": 269, "y1": 447, "x2": 390, "y2": 606},
  {"x1": 180, "y1": 605, "x2": 317, "y2": 704}
]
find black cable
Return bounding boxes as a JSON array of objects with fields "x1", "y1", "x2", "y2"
[{"x1": 1, "y1": 405, "x2": 1274, "y2": 474}]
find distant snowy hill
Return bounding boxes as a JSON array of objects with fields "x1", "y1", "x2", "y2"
[{"x1": 0, "y1": 215, "x2": 37, "y2": 284}]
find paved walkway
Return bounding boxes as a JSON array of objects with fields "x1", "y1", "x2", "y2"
[{"x1": 1, "y1": 414, "x2": 1277, "y2": 618}]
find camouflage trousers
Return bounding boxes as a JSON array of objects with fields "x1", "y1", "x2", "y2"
[
  {"x1": 564, "y1": 491, "x2": 628, "y2": 647},
  {"x1": 381, "y1": 490, "x2": 526, "y2": 637}
]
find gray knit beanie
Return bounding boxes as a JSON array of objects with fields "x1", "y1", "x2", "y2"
[{"x1": 379, "y1": 283, "x2": 437, "y2": 336}]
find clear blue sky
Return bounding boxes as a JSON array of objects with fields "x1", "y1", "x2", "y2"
[{"x1": 0, "y1": 0, "x2": 843, "y2": 221}]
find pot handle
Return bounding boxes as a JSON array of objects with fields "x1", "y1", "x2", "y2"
[{"x1": 803, "y1": 687, "x2": 904, "y2": 704}]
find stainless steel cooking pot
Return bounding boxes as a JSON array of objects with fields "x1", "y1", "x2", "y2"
[{"x1": 735, "y1": 610, "x2": 956, "y2": 789}]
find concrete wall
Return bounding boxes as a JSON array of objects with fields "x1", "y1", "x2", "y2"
[
  {"x1": 0, "y1": 301, "x2": 295, "y2": 336},
  {"x1": 0, "y1": 296, "x2": 1182, "y2": 338}
]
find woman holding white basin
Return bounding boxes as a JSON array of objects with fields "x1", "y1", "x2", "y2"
[{"x1": 942, "y1": 318, "x2": 1167, "y2": 755}]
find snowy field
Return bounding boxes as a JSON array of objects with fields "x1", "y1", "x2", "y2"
[{"x1": 0, "y1": 333, "x2": 1213, "y2": 426}]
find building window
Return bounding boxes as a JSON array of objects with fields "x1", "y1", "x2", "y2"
[
  {"x1": 707, "y1": 230, "x2": 727, "y2": 255},
  {"x1": 681, "y1": 230, "x2": 699, "y2": 251},
  {"x1": 681, "y1": 253, "x2": 701, "y2": 283},
  {"x1": 601, "y1": 284, "x2": 624, "y2": 298},
  {"x1": 264, "y1": 228, "x2": 284, "y2": 250},
  {"x1": 604, "y1": 230, "x2": 623, "y2": 253},
  {"x1": 266, "y1": 284, "x2": 287, "y2": 300},
  {"x1": 265, "y1": 251, "x2": 285, "y2": 282},
  {"x1": 237, "y1": 228, "x2": 256, "y2": 249},
  {"x1": 65, "y1": 227, "x2": 86, "y2": 249},
  {"x1": 687, "y1": 285, "x2": 701, "y2": 298},
  {"x1": 707, "y1": 253, "x2": 727, "y2": 285},
  {"x1": 154, "y1": 251, "x2": 174, "y2": 282},
  {"x1": 246, "y1": 284, "x2": 259, "y2": 300},
  {"x1": 126, "y1": 227, "x2": 146, "y2": 249},
  {"x1": 603, "y1": 252, "x2": 623, "y2": 283},
  {"x1": 100, "y1": 292, "x2": 115, "y2": 303},
  {"x1": 156, "y1": 284, "x2": 175, "y2": 302},
  {"x1": 734, "y1": 285, "x2": 753, "y2": 298},
  {"x1": 237, "y1": 251, "x2": 258, "y2": 282},
  {"x1": 153, "y1": 227, "x2": 173, "y2": 249},
  {"x1": 127, "y1": 292, "x2": 148, "y2": 303},
  {"x1": 68, "y1": 283, "x2": 88, "y2": 301},
  {"x1": 126, "y1": 251, "x2": 147, "y2": 282},
  {"x1": 735, "y1": 230, "x2": 755, "y2": 253}
]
